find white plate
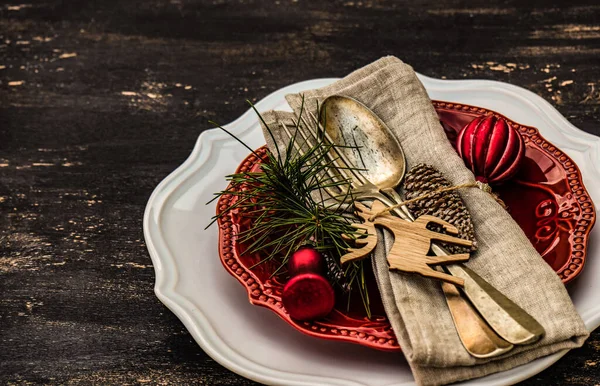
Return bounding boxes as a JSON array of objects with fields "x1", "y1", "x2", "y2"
[{"x1": 144, "y1": 76, "x2": 600, "y2": 386}]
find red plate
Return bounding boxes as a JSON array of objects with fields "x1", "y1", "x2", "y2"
[{"x1": 217, "y1": 101, "x2": 596, "y2": 352}]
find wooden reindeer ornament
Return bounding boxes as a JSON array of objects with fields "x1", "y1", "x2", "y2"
[{"x1": 341, "y1": 200, "x2": 473, "y2": 286}]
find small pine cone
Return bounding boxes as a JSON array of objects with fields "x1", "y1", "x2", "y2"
[
  {"x1": 403, "y1": 164, "x2": 477, "y2": 254},
  {"x1": 322, "y1": 252, "x2": 349, "y2": 292}
]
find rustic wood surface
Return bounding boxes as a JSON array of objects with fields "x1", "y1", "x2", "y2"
[{"x1": 1, "y1": 0, "x2": 599, "y2": 384}]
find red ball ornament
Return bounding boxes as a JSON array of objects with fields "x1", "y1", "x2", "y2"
[
  {"x1": 287, "y1": 246, "x2": 324, "y2": 277},
  {"x1": 282, "y1": 273, "x2": 335, "y2": 321},
  {"x1": 456, "y1": 115, "x2": 525, "y2": 184}
]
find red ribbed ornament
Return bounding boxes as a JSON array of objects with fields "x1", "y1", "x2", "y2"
[{"x1": 456, "y1": 115, "x2": 525, "y2": 184}]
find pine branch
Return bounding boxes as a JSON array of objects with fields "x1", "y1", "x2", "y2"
[{"x1": 209, "y1": 99, "x2": 373, "y2": 317}]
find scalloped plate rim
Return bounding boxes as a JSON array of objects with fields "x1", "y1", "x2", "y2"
[{"x1": 144, "y1": 75, "x2": 600, "y2": 386}]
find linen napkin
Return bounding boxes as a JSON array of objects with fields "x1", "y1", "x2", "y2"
[{"x1": 259, "y1": 56, "x2": 589, "y2": 385}]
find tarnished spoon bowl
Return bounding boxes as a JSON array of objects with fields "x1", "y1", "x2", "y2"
[{"x1": 319, "y1": 95, "x2": 406, "y2": 190}]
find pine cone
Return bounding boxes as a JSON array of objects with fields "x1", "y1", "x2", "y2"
[
  {"x1": 322, "y1": 252, "x2": 351, "y2": 292},
  {"x1": 403, "y1": 164, "x2": 477, "y2": 254}
]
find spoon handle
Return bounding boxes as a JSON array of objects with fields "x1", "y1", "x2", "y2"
[
  {"x1": 440, "y1": 277, "x2": 514, "y2": 358},
  {"x1": 378, "y1": 188, "x2": 515, "y2": 357},
  {"x1": 440, "y1": 261, "x2": 545, "y2": 345}
]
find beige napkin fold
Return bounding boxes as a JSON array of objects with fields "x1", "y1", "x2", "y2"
[{"x1": 259, "y1": 56, "x2": 589, "y2": 385}]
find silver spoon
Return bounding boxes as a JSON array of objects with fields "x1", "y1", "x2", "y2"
[{"x1": 318, "y1": 95, "x2": 544, "y2": 352}]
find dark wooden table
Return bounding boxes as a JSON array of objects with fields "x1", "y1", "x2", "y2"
[{"x1": 1, "y1": 1, "x2": 599, "y2": 384}]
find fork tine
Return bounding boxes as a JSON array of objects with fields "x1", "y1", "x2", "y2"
[
  {"x1": 305, "y1": 111, "x2": 368, "y2": 186},
  {"x1": 297, "y1": 115, "x2": 355, "y2": 184},
  {"x1": 279, "y1": 119, "x2": 304, "y2": 155},
  {"x1": 291, "y1": 119, "x2": 317, "y2": 150},
  {"x1": 294, "y1": 116, "x2": 355, "y2": 179},
  {"x1": 278, "y1": 119, "x2": 345, "y2": 200}
]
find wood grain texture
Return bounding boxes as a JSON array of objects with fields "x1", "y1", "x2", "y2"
[{"x1": 0, "y1": 0, "x2": 598, "y2": 384}]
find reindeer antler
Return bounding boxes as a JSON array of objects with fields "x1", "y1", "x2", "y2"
[
  {"x1": 339, "y1": 202, "x2": 379, "y2": 265},
  {"x1": 340, "y1": 222, "x2": 378, "y2": 264}
]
